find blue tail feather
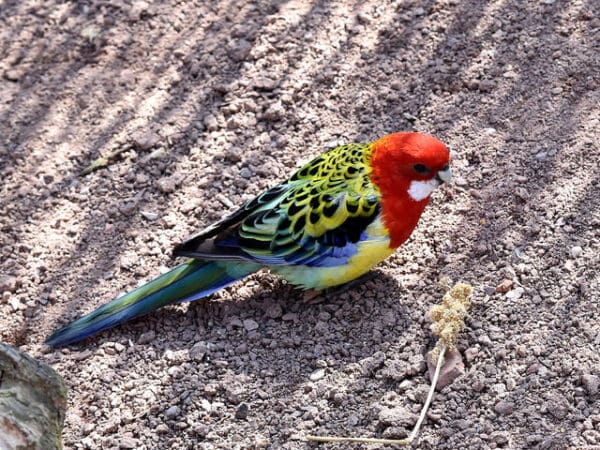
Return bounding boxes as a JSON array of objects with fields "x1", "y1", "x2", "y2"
[{"x1": 46, "y1": 260, "x2": 256, "y2": 347}]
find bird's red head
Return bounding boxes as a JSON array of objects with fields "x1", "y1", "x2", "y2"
[{"x1": 370, "y1": 132, "x2": 451, "y2": 247}]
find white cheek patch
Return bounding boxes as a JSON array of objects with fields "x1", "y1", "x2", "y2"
[{"x1": 408, "y1": 179, "x2": 440, "y2": 201}]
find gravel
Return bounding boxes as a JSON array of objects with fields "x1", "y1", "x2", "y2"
[{"x1": 1, "y1": 0, "x2": 599, "y2": 449}]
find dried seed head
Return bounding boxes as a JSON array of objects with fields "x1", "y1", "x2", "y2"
[{"x1": 430, "y1": 283, "x2": 473, "y2": 365}]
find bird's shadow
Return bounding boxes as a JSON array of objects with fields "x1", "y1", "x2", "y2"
[{"x1": 54, "y1": 267, "x2": 422, "y2": 376}]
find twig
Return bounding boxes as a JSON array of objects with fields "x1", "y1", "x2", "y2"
[{"x1": 80, "y1": 144, "x2": 131, "y2": 176}]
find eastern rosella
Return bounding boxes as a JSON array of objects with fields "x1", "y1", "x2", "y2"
[{"x1": 46, "y1": 132, "x2": 452, "y2": 346}]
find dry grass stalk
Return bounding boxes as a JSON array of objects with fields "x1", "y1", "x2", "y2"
[{"x1": 305, "y1": 282, "x2": 473, "y2": 446}]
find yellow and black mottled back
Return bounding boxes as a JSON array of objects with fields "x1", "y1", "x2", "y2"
[{"x1": 174, "y1": 142, "x2": 383, "y2": 267}]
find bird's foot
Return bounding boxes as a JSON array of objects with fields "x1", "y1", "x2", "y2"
[{"x1": 302, "y1": 289, "x2": 326, "y2": 304}]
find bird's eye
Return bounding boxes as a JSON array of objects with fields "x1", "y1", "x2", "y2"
[{"x1": 414, "y1": 164, "x2": 430, "y2": 174}]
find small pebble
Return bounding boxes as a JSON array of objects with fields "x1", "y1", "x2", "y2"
[
  {"x1": 264, "y1": 304, "x2": 283, "y2": 319},
  {"x1": 0, "y1": 275, "x2": 18, "y2": 293},
  {"x1": 243, "y1": 319, "x2": 259, "y2": 331},
  {"x1": 204, "y1": 114, "x2": 219, "y2": 131},
  {"x1": 494, "y1": 400, "x2": 515, "y2": 415},
  {"x1": 263, "y1": 102, "x2": 284, "y2": 121},
  {"x1": 309, "y1": 368, "x2": 325, "y2": 381},
  {"x1": 141, "y1": 211, "x2": 159, "y2": 221},
  {"x1": 156, "y1": 424, "x2": 169, "y2": 434},
  {"x1": 235, "y1": 403, "x2": 249, "y2": 420},
  {"x1": 570, "y1": 246, "x2": 583, "y2": 258},
  {"x1": 427, "y1": 349, "x2": 465, "y2": 389},
  {"x1": 190, "y1": 341, "x2": 208, "y2": 360},
  {"x1": 228, "y1": 39, "x2": 252, "y2": 62},
  {"x1": 465, "y1": 347, "x2": 479, "y2": 362},
  {"x1": 138, "y1": 330, "x2": 156, "y2": 344},
  {"x1": 581, "y1": 374, "x2": 599, "y2": 396},
  {"x1": 505, "y1": 287, "x2": 525, "y2": 299},
  {"x1": 165, "y1": 405, "x2": 180, "y2": 420},
  {"x1": 356, "y1": 12, "x2": 371, "y2": 24},
  {"x1": 378, "y1": 405, "x2": 417, "y2": 427},
  {"x1": 131, "y1": 129, "x2": 160, "y2": 151},
  {"x1": 495, "y1": 279, "x2": 513, "y2": 293}
]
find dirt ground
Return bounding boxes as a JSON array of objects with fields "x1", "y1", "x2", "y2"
[{"x1": 1, "y1": 0, "x2": 599, "y2": 448}]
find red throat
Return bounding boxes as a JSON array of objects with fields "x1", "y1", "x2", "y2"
[
  {"x1": 369, "y1": 132, "x2": 447, "y2": 248},
  {"x1": 376, "y1": 183, "x2": 430, "y2": 248}
]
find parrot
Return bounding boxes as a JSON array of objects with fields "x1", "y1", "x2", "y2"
[{"x1": 46, "y1": 132, "x2": 452, "y2": 347}]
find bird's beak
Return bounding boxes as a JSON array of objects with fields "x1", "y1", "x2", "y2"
[{"x1": 436, "y1": 165, "x2": 452, "y2": 184}]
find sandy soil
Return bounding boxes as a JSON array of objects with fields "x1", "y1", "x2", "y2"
[{"x1": 1, "y1": 0, "x2": 599, "y2": 448}]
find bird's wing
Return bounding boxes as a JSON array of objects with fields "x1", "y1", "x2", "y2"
[{"x1": 174, "y1": 143, "x2": 385, "y2": 267}]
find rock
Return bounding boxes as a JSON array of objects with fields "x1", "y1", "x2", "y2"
[
  {"x1": 570, "y1": 246, "x2": 583, "y2": 258},
  {"x1": 138, "y1": 330, "x2": 156, "y2": 344},
  {"x1": 114, "y1": 342, "x2": 125, "y2": 353},
  {"x1": 491, "y1": 431, "x2": 509, "y2": 445},
  {"x1": 477, "y1": 334, "x2": 493, "y2": 346},
  {"x1": 263, "y1": 102, "x2": 284, "y2": 121},
  {"x1": 119, "y1": 201, "x2": 137, "y2": 217},
  {"x1": 282, "y1": 312, "x2": 298, "y2": 321},
  {"x1": 3, "y1": 69, "x2": 21, "y2": 82},
  {"x1": 309, "y1": 368, "x2": 325, "y2": 381},
  {"x1": 495, "y1": 279, "x2": 513, "y2": 293},
  {"x1": 581, "y1": 374, "x2": 599, "y2": 396},
  {"x1": 145, "y1": 148, "x2": 167, "y2": 161},
  {"x1": 228, "y1": 39, "x2": 252, "y2": 62},
  {"x1": 0, "y1": 342, "x2": 67, "y2": 450},
  {"x1": 427, "y1": 349, "x2": 465, "y2": 390},
  {"x1": 156, "y1": 424, "x2": 169, "y2": 434},
  {"x1": 377, "y1": 405, "x2": 417, "y2": 428},
  {"x1": 240, "y1": 167, "x2": 253, "y2": 179},
  {"x1": 356, "y1": 12, "x2": 371, "y2": 24},
  {"x1": 464, "y1": 347, "x2": 479, "y2": 362},
  {"x1": 128, "y1": 0, "x2": 150, "y2": 21},
  {"x1": 479, "y1": 79, "x2": 496, "y2": 92},
  {"x1": 189, "y1": 341, "x2": 208, "y2": 361},
  {"x1": 505, "y1": 287, "x2": 525, "y2": 299},
  {"x1": 547, "y1": 396, "x2": 569, "y2": 419},
  {"x1": 252, "y1": 77, "x2": 278, "y2": 91},
  {"x1": 119, "y1": 435, "x2": 139, "y2": 449},
  {"x1": 235, "y1": 403, "x2": 249, "y2": 420},
  {"x1": 165, "y1": 405, "x2": 180, "y2": 419},
  {"x1": 224, "y1": 146, "x2": 243, "y2": 162},
  {"x1": 203, "y1": 114, "x2": 219, "y2": 131},
  {"x1": 0, "y1": 275, "x2": 18, "y2": 293},
  {"x1": 494, "y1": 400, "x2": 515, "y2": 415},
  {"x1": 243, "y1": 319, "x2": 259, "y2": 331},
  {"x1": 140, "y1": 210, "x2": 159, "y2": 221},
  {"x1": 131, "y1": 128, "x2": 160, "y2": 151},
  {"x1": 264, "y1": 303, "x2": 282, "y2": 319},
  {"x1": 157, "y1": 175, "x2": 183, "y2": 194}
]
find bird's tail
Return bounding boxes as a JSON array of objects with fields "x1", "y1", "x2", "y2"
[{"x1": 46, "y1": 259, "x2": 258, "y2": 347}]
